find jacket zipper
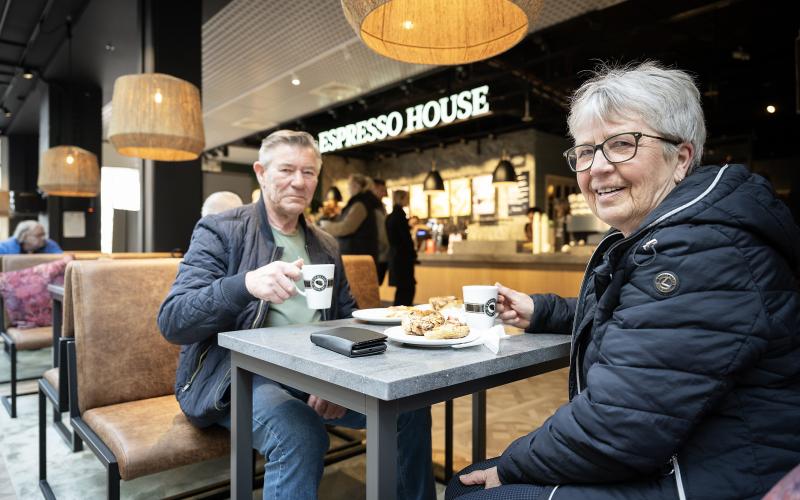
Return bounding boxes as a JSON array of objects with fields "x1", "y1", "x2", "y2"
[
  {"x1": 574, "y1": 164, "x2": 730, "y2": 394},
  {"x1": 672, "y1": 454, "x2": 687, "y2": 500},
  {"x1": 181, "y1": 344, "x2": 211, "y2": 392}
]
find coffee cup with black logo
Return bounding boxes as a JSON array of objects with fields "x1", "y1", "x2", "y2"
[
  {"x1": 295, "y1": 264, "x2": 335, "y2": 309},
  {"x1": 462, "y1": 285, "x2": 498, "y2": 331}
]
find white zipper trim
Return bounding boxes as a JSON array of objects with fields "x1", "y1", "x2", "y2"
[
  {"x1": 644, "y1": 164, "x2": 729, "y2": 231},
  {"x1": 672, "y1": 455, "x2": 687, "y2": 500},
  {"x1": 547, "y1": 485, "x2": 560, "y2": 500}
]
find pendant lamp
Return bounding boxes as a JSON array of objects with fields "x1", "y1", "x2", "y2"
[
  {"x1": 108, "y1": 73, "x2": 205, "y2": 161},
  {"x1": 37, "y1": 19, "x2": 100, "y2": 197},
  {"x1": 423, "y1": 159, "x2": 445, "y2": 192},
  {"x1": 492, "y1": 152, "x2": 517, "y2": 185},
  {"x1": 341, "y1": 0, "x2": 544, "y2": 65},
  {"x1": 38, "y1": 146, "x2": 100, "y2": 197}
]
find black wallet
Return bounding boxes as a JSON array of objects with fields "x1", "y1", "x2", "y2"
[{"x1": 310, "y1": 327, "x2": 387, "y2": 357}]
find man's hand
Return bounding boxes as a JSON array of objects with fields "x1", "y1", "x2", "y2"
[
  {"x1": 459, "y1": 466, "x2": 502, "y2": 489},
  {"x1": 496, "y1": 282, "x2": 534, "y2": 330},
  {"x1": 245, "y1": 258, "x2": 304, "y2": 303},
  {"x1": 307, "y1": 395, "x2": 347, "y2": 420}
]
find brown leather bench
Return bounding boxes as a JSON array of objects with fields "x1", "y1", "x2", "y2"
[
  {"x1": 0, "y1": 254, "x2": 67, "y2": 417},
  {"x1": 38, "y1": 259, "x2": 228, "y2": 499}
]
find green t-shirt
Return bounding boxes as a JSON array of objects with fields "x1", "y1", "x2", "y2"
[{"x1": 265, "y1": 226, "x2": 322, "y2": 327}]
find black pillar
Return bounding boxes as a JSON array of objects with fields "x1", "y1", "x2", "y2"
[
  {"x1": 7, "y1": 134, "x2": 43, "y2": 233},
  {"x1": 39, "y1": 81, "x2": 102, "y2": 250},
  {"x1": 141, "y1": 0, "x2": 203, "y2": 253}
]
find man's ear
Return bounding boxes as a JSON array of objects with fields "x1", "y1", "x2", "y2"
[
  {"x1": 253, "y1": 161, "x2": 266, "y2": 184},
  {"x1": 673, "y1": 143, "x2": 694, "y2": 184}
]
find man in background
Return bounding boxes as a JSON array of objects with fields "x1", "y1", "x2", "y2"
[
  {"x1": 201, "y1": 191, "x2": 243, "y2": 217},
  {"x1": 372, "y1": 178, "x2": 390, "y2": 285},
  {"x1": 0, "y1": 221, "x2": 62, "y2": 254}
]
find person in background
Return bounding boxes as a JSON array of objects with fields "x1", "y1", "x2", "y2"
[
  {"x1": 319, "y1": 173, "x2": 382, "y2": 268},
  {"x1": 201, "y1": 191, "x2": 244, "y2": 217},
  {"x1": 386, "y1": 190, "x2": 415, "y2": 305},
  {"x1": 447, "y1": 62, "x2": 800, "y2": 500},
  {"x1": 372, "y1": 178, "x2": 390, "y2": 285},
  {"x1": 523, "y1": 206, "x2": 543, "y2": 241},
  {"x1": 159, "y1": 130, "x2": 434, "y2": 500},
  {"x1": 0, "y1": 221, "x2": 62, "y2": 254}
]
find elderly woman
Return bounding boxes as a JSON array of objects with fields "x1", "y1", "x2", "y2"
[
  {"x1": 319, "y1": 173, "x2": 383, "y2": 265},
  {"x1": 0, "y1": 221, "x2": 62, "y2": 254},
  {"x1": 446, "y1": 62, "x2": 800, "y2": 500}
]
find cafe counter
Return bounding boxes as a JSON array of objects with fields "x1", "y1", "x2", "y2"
[{"x1": 379, "y1": 251, "x2": 590, "y2": 304}]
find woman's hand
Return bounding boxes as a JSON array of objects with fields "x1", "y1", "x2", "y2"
[
  {"x1": 459, "y1": 466, "x2": 502, "y2": 489},
  {"x1": 496, "y1": 282, "x2": 534, "y2": 330}
]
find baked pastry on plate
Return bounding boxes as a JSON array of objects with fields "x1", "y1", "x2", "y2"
[
  {"x1": 424, "y1": 318, "x2": 470, "y2": 339},
  {"x1": 402, "y1": 309, "x2": 445, "y2": 336},
  {"x1": 429, "y1": 295, "x2": 462, "y2": 311}
]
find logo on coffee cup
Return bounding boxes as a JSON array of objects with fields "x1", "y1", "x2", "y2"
[
  {"x1": 311, "y1": 275, "x2": 328, "y2": 292},
  {"x1": 485, "y1": 298, "x2": 496, "y2": 317}
]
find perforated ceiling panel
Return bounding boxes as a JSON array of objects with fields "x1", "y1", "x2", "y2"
[{"x1": 202, "y1": 0, "x2": 627, "y2": 149}]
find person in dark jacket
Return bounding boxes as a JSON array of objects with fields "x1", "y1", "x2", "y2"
[
  {"x1": 0, "y1": 220, "x2": 62, "y2": 254},
  {"x1": 319, "y1": 173, "x2": 382, "y2": 266},
  {"x1": 158, "y1": 130, "x2": 435, "y2": 500},
  {"x1": 386, "y1": 189, "x2": 416, "y2": 305},
  {"x1": 447, "y1": 62, "x2": 800, "y2": 500}
]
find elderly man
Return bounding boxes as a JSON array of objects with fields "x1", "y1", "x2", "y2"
[
  {"x1": 200, "y1": 190, "x2": 243, "y2": 217},
  {"x1": 158, "y1": 130, "x2": 434, "y2": 500},
  {"x1": 0, "y1": 220, "x2": 62, "y2": 254}
]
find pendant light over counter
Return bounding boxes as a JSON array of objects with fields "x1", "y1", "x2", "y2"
[
  {"x1": 423, "y1": 159, "x2": 445, "y2": 192},
  {"x1": 108, "y1": 73, "x2": 205, "y2": 161},
  {"x1": 38, "y1": 146, "x2": 100, "y2": 197},
  {"x1": 492, "y1": 151, "x2": 518, "y2": 185},
  {"x1": 341, "y1": 0, "x2": 544, "y2": 65}
]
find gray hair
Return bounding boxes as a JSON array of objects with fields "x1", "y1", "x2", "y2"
[
  {"x1": 13, "y1": 220, "x2": 43, "y2": 241},
  {"x1": 567, "y1": 61, "x2": 706, "y2": 170},
  {"x1": 258, "y1": 130, "x2": 322, "y2": 170},
  {"x1": 201, "y1": 191, "x2": 243, "y2": 217},
  {"x1": 348, "y1": 173, "x2": 372, "y2": 194}
]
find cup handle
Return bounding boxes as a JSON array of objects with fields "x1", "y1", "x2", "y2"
[{"x1": 295, "y1": 283, "x2": 306, "y2": 297}]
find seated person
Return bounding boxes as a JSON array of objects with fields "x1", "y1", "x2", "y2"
[
  {"x1": 0, "y1": 221, "x2": 62, "y2": 254},
  {"x1": 447, "y1": 62, "x2": 800, "y2": 499},
  {"x1": 201, "y1": 190, "x2": 243, "y2": 217},
  {"x1": 523, "y1": 207, "x2": 542, "y2": 241},
  {"x1": 159, "y1": 130, "x2": 434, "y2": 500}
]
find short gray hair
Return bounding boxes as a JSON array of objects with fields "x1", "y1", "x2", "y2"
[
  {"x1": 201, "y1": 191, "x2": 243, "y2": 217},
  {"x1": 567, "y1": 61, "x2": 706, "y2": 170},
  {"x1": 258, "y1": 130, "x2": 322, "y2": 170},
  {"x1": 13, "y1": 220, "x2": 43, "y2": 241}
]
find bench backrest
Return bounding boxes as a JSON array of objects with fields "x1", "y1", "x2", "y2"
[{"x1": 72, "y1": 258, "x2": 181, "y2": 414}]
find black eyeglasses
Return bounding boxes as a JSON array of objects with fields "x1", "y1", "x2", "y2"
[{"x1": 563, "y1": 132, "x2": 681, "y2": 172}]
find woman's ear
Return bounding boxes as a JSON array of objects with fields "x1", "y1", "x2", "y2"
[{"x1": 673, "y1": 143, "x2": 694, "y2": 184}]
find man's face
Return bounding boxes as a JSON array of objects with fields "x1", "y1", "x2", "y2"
[
  {"x1": 254, "y1": 145, "x2": 319, "y2": 220},
  {"x1": 21, "y1": 225, "x2": 46, "y2": 253},
  {"x1": 373, "y1": 183, "x2": 387, "y2": 199}
]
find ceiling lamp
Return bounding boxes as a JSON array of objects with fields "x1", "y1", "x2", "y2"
[
  {"x1": 341, "y1": 0, "x2": 544, "y2": 65},
  {"x1": 492, "y1": 152, "x2": 517, "y2": 185},
  {"x1": 38, "y1": 146, "x2": 100, "y2": 197},
  {"x1": 423, "y1": 160, "x2": 445, "y2": 192},
  {"x1": 108, "y1": 73, "x2": 205, "y2": 161}
]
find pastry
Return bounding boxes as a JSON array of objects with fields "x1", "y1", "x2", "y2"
[
  {"x1": 425, "y1": 318, "x2": 470, "y2": 339},
  {"x1": 429, "y1": 295, "x2": 461, "y2": 311},
  {"x1": 402, "y1": 309, "x2": 445, "y2": 336},
  {"x1": 386, "y1": 305, "x2": 414, "y2": 318}
]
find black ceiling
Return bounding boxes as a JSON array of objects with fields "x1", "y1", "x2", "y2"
[{"x1": 227, "y1": 0, "x2": 800, "y2": 165}]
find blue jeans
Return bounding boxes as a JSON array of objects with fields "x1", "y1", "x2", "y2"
[{"x1": 220, "y1": 375, "x2": 435, "y2": 500}]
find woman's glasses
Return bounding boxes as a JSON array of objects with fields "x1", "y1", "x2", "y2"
[{"x1": 563, "y1": 132, "x2": 681, "y2": 172}]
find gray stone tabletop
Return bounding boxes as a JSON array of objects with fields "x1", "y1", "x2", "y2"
[{"x1": 218, "y1": 318, "x2": 570, "y2": 401}]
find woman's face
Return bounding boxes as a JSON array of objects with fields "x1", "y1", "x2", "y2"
[{"x1": 574, "y1": 117, "x2": 692, "y2": 237}]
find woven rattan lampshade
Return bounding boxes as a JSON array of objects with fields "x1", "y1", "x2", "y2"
[
  {"x1": 38, "y1": 146, "x2": 100, "y2": 197},
  {"x1": 108, "y1": 73, "x2": 204, "y2": 161},
  {"x1": 341, "y1": 0, "x2": 544, "y2": 65}
]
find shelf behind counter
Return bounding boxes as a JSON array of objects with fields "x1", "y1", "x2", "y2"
[{"x1": 378, "y1": 251, "x2": 591, "y2": 305}]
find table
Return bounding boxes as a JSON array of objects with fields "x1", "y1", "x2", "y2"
[{"x1": 219, "y1": 319, "x2": 570, "y2": 500}]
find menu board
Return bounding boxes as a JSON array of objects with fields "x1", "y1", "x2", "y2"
[
  {"x1": 449, "y1": 178, "x2": 471, "y2": 216},
  {"x1": 429, "y1": 181, "x2": 450, "y2": 218},
  {"x1": 507, "y1": 171, "x2": 530, "y2": 216},
  {"x1": 409, "y1": 184, "x2": 428, "y2": 218},
  {"x1": 471, "y1": 175, "x2": 495, "y2": 215}
]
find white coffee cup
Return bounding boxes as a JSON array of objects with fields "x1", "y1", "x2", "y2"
[
  {"x1": 462, "y1": 285, "x2": 498, "y2": 331},
  {"x1": 295, "y1": 264, "x2": 335, "y2": 309}
]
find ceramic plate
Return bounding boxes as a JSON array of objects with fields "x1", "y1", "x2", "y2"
[
  {"x1": 352, "y1": 308, "x2": 403, "y2": 325},
  {"x1": 383, "y1": 326, "x2": 480, "y2": 346}
]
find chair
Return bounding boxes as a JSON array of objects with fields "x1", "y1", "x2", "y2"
[
  {"x1": 341, "y1": 255, "x2": 381, "y2": 308},
  {"x1": 0, "y1": 254, "x2": 66, "y2": 417},
  {"x1": 38, "y1": 259, "x2": 229, "y2": 499}
]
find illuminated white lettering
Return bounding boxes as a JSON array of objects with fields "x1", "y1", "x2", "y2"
[
  {"x1": 456, "y1": 90, "x2": 473, "y2": 120},
  {"x1": 471, "y1": 85, "x2": 490, "y2": 116}
]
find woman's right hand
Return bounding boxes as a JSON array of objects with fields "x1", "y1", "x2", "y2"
[{"x1": 495, "y1": 282, "x2": 534, "y2": 330}]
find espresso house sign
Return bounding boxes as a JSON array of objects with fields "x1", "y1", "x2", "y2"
[{"x1": 318, "y1": 85, "x2": 490, "y2": 153}]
